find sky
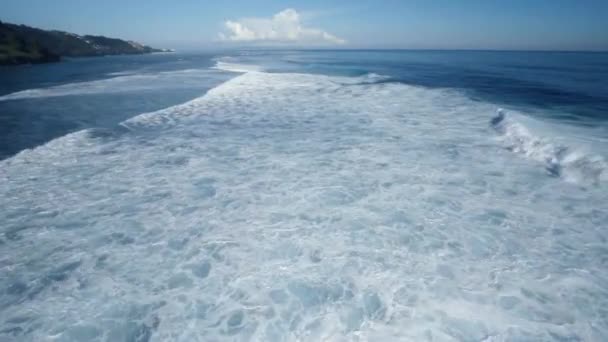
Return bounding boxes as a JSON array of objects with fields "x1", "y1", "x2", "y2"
[{"x1": 2, "y1": 0, "x2": 608, "y2": 51}]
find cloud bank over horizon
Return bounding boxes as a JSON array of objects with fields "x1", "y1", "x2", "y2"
[{"x1": 218, "y1": 9, "x2": 345, "y2": 45}]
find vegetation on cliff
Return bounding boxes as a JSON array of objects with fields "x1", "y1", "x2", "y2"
[{"x1": 0, "y1": 21, "x2": 164, "y2": 65}]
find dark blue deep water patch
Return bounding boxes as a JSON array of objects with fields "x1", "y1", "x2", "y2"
[
  {"x1": 0, "y1": 52, "x2": 230, "y2": 159},
  {"x1": 229, "y1": 50, "x2": 608, "y2": 123}
]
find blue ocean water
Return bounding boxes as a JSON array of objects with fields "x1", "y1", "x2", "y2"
[{"x1": 1, "y1": 50, "x2": 607, "y2": 341}]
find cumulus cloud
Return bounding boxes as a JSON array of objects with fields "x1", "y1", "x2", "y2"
[{"x1": 219, "y1": 9, "x2": 345, "y2": 45}]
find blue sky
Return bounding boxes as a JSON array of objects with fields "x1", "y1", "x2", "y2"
[{"x1": 2, "y1": 0, "x2": 607, "y2": 50}]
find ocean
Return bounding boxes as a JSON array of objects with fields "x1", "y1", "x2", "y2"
[{"x1": 1, "y1": 50, "x2": 607, "y2": 341}]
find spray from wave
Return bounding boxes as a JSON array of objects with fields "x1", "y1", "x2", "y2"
[{"x1": 491, "y1": 108, "x2": 606, "y2": 184}]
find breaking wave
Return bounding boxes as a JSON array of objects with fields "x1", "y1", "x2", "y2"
[
  {"x1": 491, "y1": 109, "x2": 607, "y2": 184},
  {"x1": 213, "y1": 60, "x2": 264, "y2": 73},
  {"x1": 0, "y1": 69, "x2": 225, "y2": 101}
]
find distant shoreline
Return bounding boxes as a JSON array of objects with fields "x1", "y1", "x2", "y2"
[{"x1": 1, "y1": 21, "x2": 170, "y2": 66}]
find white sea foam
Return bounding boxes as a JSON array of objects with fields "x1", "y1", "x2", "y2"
[
  {"x1": 1, "y1": 70, "x2": 607, "y2": 341},
  {"x1": 213, "y1": 61, "x2": 263, "y2": 73},
  {"x1": 107, "y1": 71, "x2": 137, "y2": 76},
  {"x1": 0, "y1": 69, "x2": 226, "y2": 101},
  {"x1": 491, "y1": 109, "x2": 607, "y2": 184}
]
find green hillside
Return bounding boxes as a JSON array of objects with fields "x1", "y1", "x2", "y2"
[{"x1": 0, "y1": 21, "x2": 163, "y2": 65}]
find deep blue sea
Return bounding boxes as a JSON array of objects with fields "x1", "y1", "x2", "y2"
[{"x1": 1, "y1": 50, "x2": 607, "y2": 341}]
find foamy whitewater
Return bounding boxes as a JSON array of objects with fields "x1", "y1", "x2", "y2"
[{"x1": 1, "y1": 53, "x2": 608, "y2": 341}]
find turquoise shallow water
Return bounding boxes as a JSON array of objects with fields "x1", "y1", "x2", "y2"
[{"x1": 1, "y1": 51, "x2": 607, "y2": 341}]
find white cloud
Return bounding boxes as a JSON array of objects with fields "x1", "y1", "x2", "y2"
[{"x1": 219, "y1": 9, "x2": 345, "y2": 45}]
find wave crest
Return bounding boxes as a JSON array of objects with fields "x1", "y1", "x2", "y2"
[
  {"x1": 212, "y1": 61, "x2": 263, "y2": 73},
  {"x1": 491, "y1": 109, "x2": 606, "y2": 184}
]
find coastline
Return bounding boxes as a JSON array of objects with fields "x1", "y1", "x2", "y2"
[{"x1": 0, "y1": 20, "x2": 170, "y2": 66}]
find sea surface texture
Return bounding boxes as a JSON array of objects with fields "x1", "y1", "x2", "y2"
[{"x1": 1, "y1": 51, "x2": 607, "y2": 341}]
